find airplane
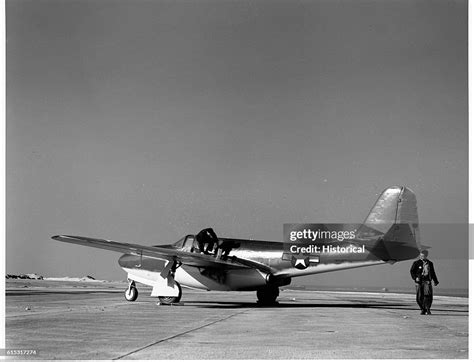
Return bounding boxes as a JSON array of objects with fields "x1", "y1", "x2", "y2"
[{"x1": 52, "y1": 186, "x2": 422, "y2": 305}]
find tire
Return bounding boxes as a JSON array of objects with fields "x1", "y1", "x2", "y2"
[
  {"x1": 124, "y1": 286, "x2": 138, "y2": 302},
  {"x1": 256, "y1": 285, "x2": 279, "y2": 305},
  {"x1": 158, "y1": 282, "x2": 182, "y2": 304}
]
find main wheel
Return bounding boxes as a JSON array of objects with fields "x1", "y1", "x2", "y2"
[
  {"x1": 125, "y1": 286, "x2": 138, "y2": 302},
  {"x1": 158, "y1": 282, "x2": 182, "y2": 304},
  {"x1": 256, "y1": 285, "x2": 279, "y2": 305}
]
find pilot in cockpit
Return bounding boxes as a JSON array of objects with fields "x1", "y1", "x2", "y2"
[{"x1": 195, "y1": 228, "x2": 219, "y2": 255}]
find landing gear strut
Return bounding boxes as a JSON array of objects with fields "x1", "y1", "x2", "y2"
[
  {"x1": 125, "y1": 280, "x2": 138, "y2": 302},
  {"x1": 158, "y1": 282, "x2": 182, "y2": 304},
  {"x1": 256, "y1": 285, "x2": 279, "y2": 305}
]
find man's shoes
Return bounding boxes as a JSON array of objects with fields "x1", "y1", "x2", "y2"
[
  {"x1": 426, "y1": 309, "x2": 431, "y2": 315},
  {"x1": 420, "y1": 310, "x2": 426, "y2": 315}
]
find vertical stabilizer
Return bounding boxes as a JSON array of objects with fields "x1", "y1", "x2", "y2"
[{"x1": 358, "y1": 186, "x2": 421, "y2": 260}]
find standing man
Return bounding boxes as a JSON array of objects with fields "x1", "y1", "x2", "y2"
[{"x1": 410, "y1": 250, "x2": 439, "y2": 315}]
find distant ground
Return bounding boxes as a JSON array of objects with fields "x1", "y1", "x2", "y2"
[{"x1": 6, "y1": 274, "x2": 105, "y2": 282}]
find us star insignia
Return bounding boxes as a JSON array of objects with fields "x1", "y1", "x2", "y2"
[{"x1": 291, "y1": 254, "x2": 310, "y2": 270}]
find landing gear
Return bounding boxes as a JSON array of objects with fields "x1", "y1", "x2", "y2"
[
  {"x1": 158, "y1": 282, "x2": 182, "y2": 304},
  {"x1": 256, "y1": 285, "x2": 279, "y2": 305},
  {"x1": 125, "y1": 281, "x2": 138, "y2": 302}
]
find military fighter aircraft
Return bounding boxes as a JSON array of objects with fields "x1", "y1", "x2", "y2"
[{"x1": 53, "y1": 186, "x2": 422, "y2": 305}]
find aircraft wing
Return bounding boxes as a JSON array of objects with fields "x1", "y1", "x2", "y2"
[{"x1": 52, "y1": 235, "x2": 274, "y2": 273}]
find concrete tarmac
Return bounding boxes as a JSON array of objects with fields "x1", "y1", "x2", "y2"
[{"x1": 6, "y1": 280, "x2": 468, "y2": 359}]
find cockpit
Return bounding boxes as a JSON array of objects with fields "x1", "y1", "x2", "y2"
[
  {"x1": 172, "y1": 235, "x2": 196, "y2": 252},
  {"x1": 172, "y1": 228, "x2": 240, "y2": 260}
]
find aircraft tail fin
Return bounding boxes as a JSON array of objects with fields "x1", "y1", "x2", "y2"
[{"x1": 356, "y1": 186, "x2": 421, "y2": 261}]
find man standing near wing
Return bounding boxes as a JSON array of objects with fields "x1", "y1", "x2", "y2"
[{"x1": 410, "y1": 250, "x2": 439, "y2": 315}]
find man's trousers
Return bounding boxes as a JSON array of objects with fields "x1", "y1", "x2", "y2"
[{"x1": 416, "y1": 281, "x2": 433, "y2": 311}]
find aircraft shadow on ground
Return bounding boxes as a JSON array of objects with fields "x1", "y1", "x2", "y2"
[
  {"x1": 7, "y1": 290, "x2": 467, "y2": 316},
  {"x1": 182, "y1": 300, "x2": 468, "y2": 315}
]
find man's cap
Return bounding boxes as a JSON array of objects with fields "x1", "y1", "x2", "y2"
[{"x1": 420, "y1": 250, "x2": 429, "y2": 256}]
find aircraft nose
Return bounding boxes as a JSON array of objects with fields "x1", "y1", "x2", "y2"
[{"x1": 118, "y1": 253, "x2": 139, "y2": 268}]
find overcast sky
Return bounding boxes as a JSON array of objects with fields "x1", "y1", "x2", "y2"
[{"x1": 7, "y1": 0, "x2": 467, "y2": 290}]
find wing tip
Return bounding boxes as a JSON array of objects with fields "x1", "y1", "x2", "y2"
[{"x1": 52, "y1": 235, "x2": 73, "y2": 241}]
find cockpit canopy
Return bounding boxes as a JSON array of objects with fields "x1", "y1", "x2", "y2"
[{"x1": 172, "y1": 234, "x2": 196, "y2": 252}]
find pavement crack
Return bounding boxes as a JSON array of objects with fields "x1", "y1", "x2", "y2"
[{"x1": 113, "y1": 309, "x2": 251, "y2": 360}]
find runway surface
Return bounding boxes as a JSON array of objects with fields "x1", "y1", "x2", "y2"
[{"x1": 6, "y1": 280, "x2": 468, "y2": 359}]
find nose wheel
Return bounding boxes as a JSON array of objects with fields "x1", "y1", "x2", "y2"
[{"x1": 125, "y1": 281, "x2": 138, "y2": 302}]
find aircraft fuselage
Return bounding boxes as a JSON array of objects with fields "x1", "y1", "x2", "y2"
[{"x1": 118, "y1": 235, "x2": 391, "y2": 292}]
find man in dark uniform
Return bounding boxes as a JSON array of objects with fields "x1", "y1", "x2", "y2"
[
  {"x1": 410, "y1": 250, "x2": 439, "y2": 315},
  {"x1": 195, "y1": 228, "x2": 219, "y2": 255}
]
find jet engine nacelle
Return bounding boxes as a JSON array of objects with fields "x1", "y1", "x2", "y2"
[{"x1": 266, "y1": 274, "x2": 291, "y2": 287}]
